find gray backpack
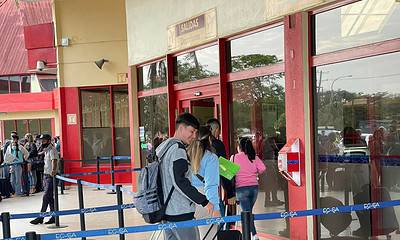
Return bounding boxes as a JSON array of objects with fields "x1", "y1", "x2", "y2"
[{"x1": 134, "y1": 139, "x2": 183, "y2": 223}]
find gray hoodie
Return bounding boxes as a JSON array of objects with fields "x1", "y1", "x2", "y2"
[{"x1": 156, "y1": 137, "x2": 209, "y2": 222}]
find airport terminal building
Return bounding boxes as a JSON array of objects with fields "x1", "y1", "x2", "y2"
[{"x1": 0, "y1": 0, "x2": 399, "y2": 239}]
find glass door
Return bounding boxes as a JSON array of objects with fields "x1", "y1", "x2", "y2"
[{"x1": 179, "y1": 97, "x2": 220, "y2": 125}]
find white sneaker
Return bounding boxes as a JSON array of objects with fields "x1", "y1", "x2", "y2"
[{"x1": 252, "y1": 235, "x2": 259, "y2": 240}]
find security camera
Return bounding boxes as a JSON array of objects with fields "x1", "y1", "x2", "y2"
[{"x1": 36, "y1": 60, "x2": 46, "y2": 71}]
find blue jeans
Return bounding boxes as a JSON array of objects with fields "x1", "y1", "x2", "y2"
[
  {"x1": 29, "y1": 170, "x2": 37, "y2": 188},
  {"x1": 236, "y1": 185, "x2": 258, "y2": 235},
  {"x1": 10, "y1": 165, "x2": 23, "y2": 195}
]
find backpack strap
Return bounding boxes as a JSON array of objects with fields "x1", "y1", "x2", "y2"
[
  {"x1": 164, "y1": 185, "x2": 175, "y2": 205},
  {"x1": 157, "y1": 139, "x2": 183, "y2": 160}
]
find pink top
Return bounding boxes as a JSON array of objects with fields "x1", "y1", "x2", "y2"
[{"x1": 231, "y1": 152, "x2": 266, "y2": 188}]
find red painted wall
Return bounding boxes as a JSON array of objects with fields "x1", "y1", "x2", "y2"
[
  {"x1": 24, "y1": 23, "x2": 54, "y2": 49},
  {"x1": 27, "y1": 47, "x2": 57, "y2": 70},
  {"x1": 0, "y1": 91, "x2": 56, "y2": 112},
  {"x1": 24, "y1": 23, "x2": 56, "y2": 70},
  {"x1": 284, "y1": 13, "x2": 311, "y2": 239}
]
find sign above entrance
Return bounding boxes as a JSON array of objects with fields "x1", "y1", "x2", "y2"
[
  {"x1": 266, "y1": 0, "x2": 335, "y2": 20},
  {"x1": 167, "y1": 9, "x2": 217, "y2": 52}
]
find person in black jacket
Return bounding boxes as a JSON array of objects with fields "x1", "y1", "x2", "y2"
[{"x1": 206, "y1": 118, "x2": 236, "y2": 228}]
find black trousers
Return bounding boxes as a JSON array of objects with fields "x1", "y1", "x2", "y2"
[
  {"x1": 35, "y1": 169, "x2": 43, "y2": 192},
  {"x1": 39, "y1": 175, "x2": 55, "y2": 217}
]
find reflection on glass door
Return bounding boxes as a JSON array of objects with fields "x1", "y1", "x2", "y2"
[
  {"x1": 191, "y1": 98, "x2": 215, "y2": 125},
  {"x1": 180, "y1": 98, "x2": 217, "y2": 125},
  {"x1": 315, "y1": 52, "x2": 400, "y2": 239},
  {"x1": 229, "y1": 73, "x2": 289, "y2": 238}
]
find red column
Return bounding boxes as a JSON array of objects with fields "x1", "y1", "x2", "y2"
[
  {"x1": 167, "y1": 54, "x2": 176, "y2": 136},
  {"x1": 284, "y1": 13, "x2": 313, "y2": 239},
  {"x1": 128, "y1": 66, "x2": 139, "y2": 191},
  {"x1": 58, "y1": 87, "x2": 81, "y2": 172},
  {"x1": 218, "y1": 39, "x2": 230, "y2": 154}
]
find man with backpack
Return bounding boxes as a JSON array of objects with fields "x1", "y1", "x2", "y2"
[{"x1": 158, "y1": 113, "x2": 214, "y2": 239}]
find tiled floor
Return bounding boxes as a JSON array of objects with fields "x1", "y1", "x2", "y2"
[{"x1": 0, "y1": 186, "x2": 154, "y2": 240}]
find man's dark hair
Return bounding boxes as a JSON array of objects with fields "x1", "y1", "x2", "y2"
[
  {"x1": 40, "y1": 134, "x2": 52, "y2": 141},
  {"x1": 175, "y1": 113, "x2": 200, "y2": 130}
]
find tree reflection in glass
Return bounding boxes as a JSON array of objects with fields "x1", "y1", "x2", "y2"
[
  {"x1": 174, "y1": 45, "x2": 219, "y2": 83},
  {"x1": 139, "y1": 60, "x2": 167, "y2": 91},
  {"x1": 139, "y1": 94, "x2": 169, "y2": 166}
]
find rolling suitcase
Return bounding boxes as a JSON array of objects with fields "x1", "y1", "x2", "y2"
[
  {"x1": 216, "y1": 229, "x2": 242, "y2": 240},
  {"x1": 203, "y1": 204, "x2": 242, "y2": 240}
]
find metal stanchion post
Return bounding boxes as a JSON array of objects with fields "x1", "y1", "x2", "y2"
[
  {"x1": 107, "y1": 156, "x2": 116, "y2": 194},
  {"x1": 77, "y1": 179, "x2": 86, "y2": 240},
  {"x1": 116, "y1": 185, "x2": 125, "y2": 240},
  {"x1": 241, "y1": 211, "x2": 251, "y2": 240},
  {"x1": 26, "y1": 231, "x2": 40, "y2": 240},
  {"x1": 96, "y1": 156, "x2": 101, "y2": 191},
  {"x1": 1, "y1": 212, "x2": 11, "y2": 238},
  {"x1": 60, "y1": 158, "x2": 65, "y2": 194},
  {"x1": 48, "y1": 176, "x2": 67, "y2": 229}
]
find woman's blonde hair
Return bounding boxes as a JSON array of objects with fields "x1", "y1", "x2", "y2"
[
  {"x1": 187, "y1": 140, "x2": 204, "y2": 174},
  {"x1": 187, "y1": 126, "x2": 212, "y2": 174}
]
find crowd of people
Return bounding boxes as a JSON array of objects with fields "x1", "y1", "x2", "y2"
[
  {"x1": 145, "y1": 113, "x2": 267, "y2": 240},
  {"x1": 0, "y1": 131, "x2": 60, "y2": 202}
]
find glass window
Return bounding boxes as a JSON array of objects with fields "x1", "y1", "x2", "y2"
[
  {"x1": 39, "y1": 79, "x2": 57, "y2": 92},
  {"x1": 139, "y1": 94, "x2": 169, "y2": 167},
  {"x1": 81, "y1": 89, "x2": 112, "y2": 161},
  {"x1": 81, "y1": 89, "x2": 111, "y2": 128},
  {"x1": 28, "y1": 119, "x2": 40, "y2": 135},
  {"x1": 4, "y1": 120, "x2": 15, "y2": 140},
  {"x1": 40, "y1": 119, "x2": 51, "y2": 135},
  {"x1": 0, "y1": 77, "x2": 9, "y2": 94},
  {"x1": 9, "y1": 76, "x2": 20, "y2": 93},
  {"x1": 16, "y1": 120, "x2": 27, "y2": 137},
  {"x1": 314, "y1": 52, "x2": 400, "y2": 238},
  {"x1": 174, "y1": 45, "x2": 219, "y2": 83},
  {"x1": 229, "y1": 73, "x2": 289, "y2": 237},
  {"x1": 138, "y1": 60, "x2": 167, "y2": 91},
  {"x1": 21, "y1": 76, "x2": 31, "y2": 93},
  {"x1": 82, "y1": 128, "x2": 112, "y2": 160},
  {"x1": 228, "y1": 25, "x2": 284, "y2": 72},
  {"x1": 314, "y1": 0, "x2": 400, "y2": 55},
  {"x1": 113, "y1": 87, "x2": 131, "y2": 158}
]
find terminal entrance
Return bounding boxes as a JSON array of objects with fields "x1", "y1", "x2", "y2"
[{"x1": 180, "y1": 97, "x2": 219, "y2": 125}]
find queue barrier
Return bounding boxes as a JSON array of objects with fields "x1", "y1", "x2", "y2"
[
  {"x1": 319, "y1": 155, "x2": 400, "y2": 166},
  {"x1": 61, "y1": 168, "x2": 141, "y2": 177},
  {"x1": 55, "y1": 175, "x2": 135, "y2": 196},
  {"x1": 4, "y1": 199, "x2": 400, "y2": 240},
  {"x1": 7, "y1": 203, "x2": 135, "y2": 220},
  {"x1": 1, "y1": 174, "x2": 136, "y2": 240},
  {"x1": 58, "y1": 155, "x2": 131, "y2": 192}
]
